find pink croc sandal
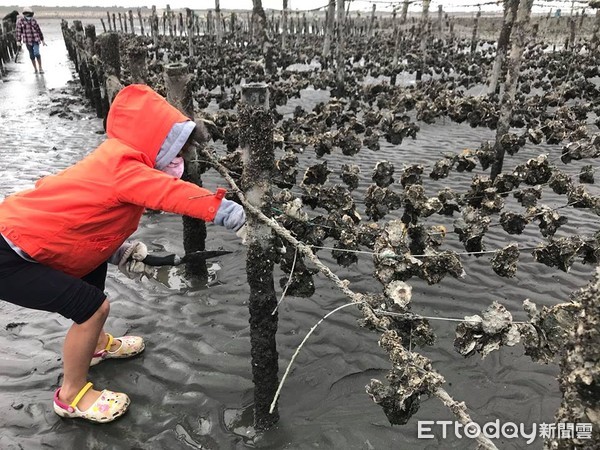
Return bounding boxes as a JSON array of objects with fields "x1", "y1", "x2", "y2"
[
  {"x1": 53, "y1": 382, "x2": 130, "y2": 423},
  {"x1": 90, "y1": 333, "x2": 145, "y2": 366}
]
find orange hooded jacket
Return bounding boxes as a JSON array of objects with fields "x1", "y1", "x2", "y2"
[{"x1": 0, "y1": 84, "x2": 224, "y2": 278}]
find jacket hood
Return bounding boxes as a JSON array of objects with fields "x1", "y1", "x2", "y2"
[{"x1": 106, "y1": 84, "x2": 193, "y2": 168}]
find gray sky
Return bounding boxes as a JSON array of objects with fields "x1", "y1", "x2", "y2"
[{"x1": 0, "y1": 0, "x2": 584, "y2": 14}]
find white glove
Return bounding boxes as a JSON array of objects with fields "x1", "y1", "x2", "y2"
[{"x1": 118, "y1": 241, "x2": 154, "y2": 279}]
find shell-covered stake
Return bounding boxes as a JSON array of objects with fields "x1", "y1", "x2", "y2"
[
  {"x1": 490, "y1": 243, "x2": 520, "y2": 278},
  {"x1": 454, "y1": 301, "x2": 521, "y2": 358}
]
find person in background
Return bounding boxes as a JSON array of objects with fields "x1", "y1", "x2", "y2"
[
  {"x1": 15, "y1": 6, "x2": 46, "y2": 74},
  {"x1": 0, "y1": 84, "x2": 246, "y2": 423}
]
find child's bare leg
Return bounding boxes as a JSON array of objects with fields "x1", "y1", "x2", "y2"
[
  {"x1": 36, "y1": 55, "x2": 43, "y2": 72},
  {"x1": 30, "y1": 58, "x2": 37, "y2": 72},
  {"x1": 58, "y1": 299, "x2": 110, "y2": 410}
]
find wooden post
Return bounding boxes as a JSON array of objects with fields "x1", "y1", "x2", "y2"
[
  {"x1": 252, "y1": 0, "x2": 268, "y2": 45},
  {"x1": 106, "y1": 11, "x2": 112, "y2": 31},
  {"x1": 151, "y1": 6, "x2": 158, "y2": 48},
  {"x1": 438, "y1": 5, "x2": 443, "y2": 38},
  {"x1": 591, "y1": 9, "x2": 600, "y2": 50},
  {"x1": 490, "y1": 0, "x2": 534, "y2": 180},
  {"x1": 215, "y1": 0, "x2": 223, "y2": 44},
  {"x1": 282, "y1": 0, "x2": 289, "y2": 49},
  {"x1": 186, "y1": 9, "x2": 194, "y2": 57},
  {"x1": 470, "y1": 10, "x2": 481, "y2": 54},
  {"x1": 164, "y1": 62, "x2": 209, "y2": 280},
  {"x1": 322, "y1": 0, "x2": 335, "y2": 68},
  {"x1": 167, "y1": 4, "x2": 173, "y2": 37},
  {"x1": 369, "y1": 4, "x2": 376, "y2": 37},
  {"x1": 568, "y1": 16, "x2": 576, "y2": 51},
  {"x1": 112, "y1": 13, "x2": 117, "y2": 32},
  {"x1": 128, "y1": 47, "x2": 147, "y2": 84},
  {"x1": 138, "y1": 9, "x2": 145, "y2": 36},
  {"x1": 401, "y1": 0, "x2": 409, "y2": 24},
  {"x1": 489, "y1": 0, "x2": 519, "y2": 94},
  {"x1": 335, "y1": 0, "x2": 346, "y2": 95},
  {"x1": 98, "y1": 32, "x2": 123, "y2": 107},
  {"x1": 417, "y1": 0, "x2": 431, "y2": 81},
  {"x1": 129, "y1": 10, "x2": 135, "y2": 34},
  {"x1": 118, "y1": 12, "x2": 124, "y2": 32},
  {"x1": 84, "y1": 24, "x2": 102, "y2": 118},
  {"x1": 238, "y1": 82, "x2": 279, "y2": 431},
  {"x1": 100, "y1": 18, "x2": 107, "y2": 33}
]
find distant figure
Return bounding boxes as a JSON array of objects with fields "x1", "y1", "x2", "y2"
[
  {"x1": 555, "y1": 9, "x2": 562, "y2": 18},
  {"x1": 2, "y1": 10, "x2": 19, "y2": 24},
  {"x1": 15, "y1": 6, "x2": 46, "y2": 74}
]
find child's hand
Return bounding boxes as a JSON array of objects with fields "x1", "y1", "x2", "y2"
[{"x1": 42, "y1": 41, "x2": 47, "y2": 46}]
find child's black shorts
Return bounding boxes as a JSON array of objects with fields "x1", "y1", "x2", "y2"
[{"x1": 0, "y1": 237, "x2": 107, "y2": 324}]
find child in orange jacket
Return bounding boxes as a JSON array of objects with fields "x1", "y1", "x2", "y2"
[{"x1": 0, "y1": 84, "x2": 245, "y2": 423}]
